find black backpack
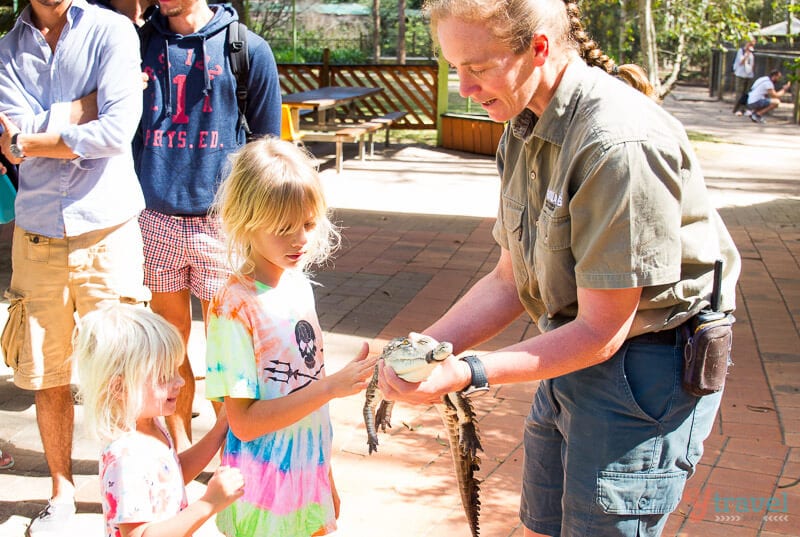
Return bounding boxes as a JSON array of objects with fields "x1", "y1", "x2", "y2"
[{"x1": 138, "y1": 20, "x2": 252, "y2": 140}]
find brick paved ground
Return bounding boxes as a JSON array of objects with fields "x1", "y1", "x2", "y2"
[{"x1": 0, "y1": 84, "x2": 798, "y2": 536}]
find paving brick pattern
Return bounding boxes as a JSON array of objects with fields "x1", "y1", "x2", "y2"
[{"x1": 1, "y1": 85, "x2": 799, "y2": 536}]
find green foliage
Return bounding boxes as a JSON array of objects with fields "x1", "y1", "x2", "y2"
[
  {"x1": 0, "y1": 0, "x2": 24, "y2": 37},
  {"x1": 580, "y1": 0, "x2": 760, "y2": 81},
  {"x1": 374, "y1": 0, "x2": 433, "y2": 57},
  {"x1": 270, "y1": 41, "x2": 368, "y2": 64}
]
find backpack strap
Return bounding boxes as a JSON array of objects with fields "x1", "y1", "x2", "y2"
[{"x1": 227, "y1": 22, "x2": 251, "y2": 140}]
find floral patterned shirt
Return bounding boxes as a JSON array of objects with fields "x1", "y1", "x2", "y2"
[{"x1": 99, "y1": 420, "x2": 187, "y2": 537}]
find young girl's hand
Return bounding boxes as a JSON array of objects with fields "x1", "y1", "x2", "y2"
[
  {"x1": 201, "y1": 465, "x2": 245, "y2": 512},
  {"x1": 327, "y1": 342, "x2": 377, "y2": 399}
]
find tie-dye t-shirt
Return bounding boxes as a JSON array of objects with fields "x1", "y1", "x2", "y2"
[
  {"x1": 205, "y1": 271, "x2": 335, "y2": 537},
  {"x1": 99, "y1": 420, "x2": 188, "y2": 537}
]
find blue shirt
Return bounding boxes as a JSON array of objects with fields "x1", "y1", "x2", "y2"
[{"x1": 0, "y1": 0, "x2": 145, "y2": 238}]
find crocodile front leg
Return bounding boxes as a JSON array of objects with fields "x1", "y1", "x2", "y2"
[{"x1": 438, "y1": 392, "x2": 482, "y2": 537}]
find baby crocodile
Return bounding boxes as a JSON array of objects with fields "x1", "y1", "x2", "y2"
[{"x1": 363, "y1": 333, "x2": 483, "y2": 537}]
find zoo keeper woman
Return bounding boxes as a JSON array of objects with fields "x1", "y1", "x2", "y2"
[{"x1": 378, "y1": 0, "x2": 741, "y2": 536}]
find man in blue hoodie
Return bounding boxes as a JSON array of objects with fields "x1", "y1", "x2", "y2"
[{"x1": 134, "y1": 0, "x2": 282, "y2": 450}]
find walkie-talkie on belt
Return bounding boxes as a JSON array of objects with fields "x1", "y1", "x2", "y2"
[{"x1": 682, "y1": 259, "x2": 735, "y2": 397}]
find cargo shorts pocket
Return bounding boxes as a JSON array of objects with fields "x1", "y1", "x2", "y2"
[
  {"x1": 1, "y1": 288, "x2": 26, "y2": 370},
  {"x1": 596, "y1": 470, "x2": 686, "y2": 515}
]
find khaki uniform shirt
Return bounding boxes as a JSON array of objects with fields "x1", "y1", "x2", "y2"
[{"x1": 493, "y1": 61, "x2": 740, "y2": 336}]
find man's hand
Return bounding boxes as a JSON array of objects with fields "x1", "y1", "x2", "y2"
[{"x1": 0, "y1": 113, "x2": 23, "y2": 165}]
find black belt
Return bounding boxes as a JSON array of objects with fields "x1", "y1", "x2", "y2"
[
  {"x1": 169, "y1": 213, "x2": 207, "y2": 219},
  {"x1": 628, "y1": 323, "x2": 686, "y2": 346}
]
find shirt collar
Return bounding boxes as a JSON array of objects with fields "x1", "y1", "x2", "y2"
[
  {"x1": 509, "y1": 59, "x2": 591, "y2": 146},
  {"x1": 20, "y1": 0, "x2": 88, "y2": 31}
]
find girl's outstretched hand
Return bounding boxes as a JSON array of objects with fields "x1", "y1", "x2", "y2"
[
  {"x1": 327, "y1": 342, "x2": 378, "y2": 399},
  {"x1": 202, "y1": 465, "x2": 245, "y2": 512}
]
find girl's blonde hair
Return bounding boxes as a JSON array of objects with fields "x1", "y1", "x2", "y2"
[
  {"x1": 425, "y1": 0, "x2": 615, "y2": 73},
  {"x1": 212, "y1": 136, "x2": 340, "y2": 280},
  {"x1": 75, "y1": 304, "x2": 184, "y2": 441}
]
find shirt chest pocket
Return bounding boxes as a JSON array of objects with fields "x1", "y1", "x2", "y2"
[
  {"x1": 534, "y1": 210, "x2": 576, "y2": 315},
  {"x1": 502, "y1": 198, "x2": 532, "y2": 291}
]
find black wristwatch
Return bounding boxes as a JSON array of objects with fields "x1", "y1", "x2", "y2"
[
  {"x1": 10, "y1": 132, "x2": 25, "y2": 160},
  {"x1": 460, "y1": 355, "x2": 490, "y2": 397}
]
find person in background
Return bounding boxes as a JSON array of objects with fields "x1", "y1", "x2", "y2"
[
  {"x1": 91, "y1": 0, "x2": 155, "y2": 25},
  {"x1": 74, "y1": 304, "x2": 244, "y2": 537},
  {"x1": 205, "y1": 137, "x2": 376, "y2": 536},
  {"x1": 732, "y1": 38, "x2": 756, "y2": 116},
  {"x1": 378, "y1": 1, "x2": 741, "y2": 536},
  {"x1": 134, "y1": 0, "x2": 282, "y2": 451},
  {"x1": 747, "y1": 69, "x2": 791, "y2": 124},
  {"x1": 0, "y1": 0, "x2": 150, "y2": 534}
]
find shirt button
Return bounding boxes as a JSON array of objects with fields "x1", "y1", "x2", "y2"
[
  {"x1": 638, "y1": 497, "x2": 649, "y2": 508},
  {"x1": 530, "y1": 171, "x2": 536, "y2": 180}
]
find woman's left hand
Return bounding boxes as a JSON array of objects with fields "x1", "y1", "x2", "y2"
[{"x1": 377, "y1": 354, "x2": 471, "y2": 405}]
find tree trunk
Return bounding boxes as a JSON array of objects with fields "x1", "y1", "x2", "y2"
[
  {"x1": 637, "y1": 0, "x2": 660, "y2": 95},
  {"x1": 231, "y1": 0, "x2": 248, "y2": 26},
  {"x1": 656, "y1": 1, "x2": 687, "y2": 99},
  {"x1": 618, "y1": 0, "x2": 627, "y2": 63},
  {"x1": 397, "y1": 0, "x2": 406, "y2": 64},
  {"x1": 373, "y1": 0, "x2": 381, "y2": 62}
]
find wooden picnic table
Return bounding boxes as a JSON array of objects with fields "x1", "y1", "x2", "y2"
[{"x1": 281, "y1": 86, "x2": 383, "y2": 128}]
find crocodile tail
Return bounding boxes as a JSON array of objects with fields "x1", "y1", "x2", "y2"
[{"x1": 438, "y1": 394, "x2": 482, "y2": 537}]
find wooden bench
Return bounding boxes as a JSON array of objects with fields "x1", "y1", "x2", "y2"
[
  {"x1": 300, "y1": 126, "x2": 370, "y2": 173},
  {"x1": 298, "y1": 110, "x2": 407, "y2": 173},
  {"x1": 359, "y1": 110, "x2": 407, "y2": 157}
]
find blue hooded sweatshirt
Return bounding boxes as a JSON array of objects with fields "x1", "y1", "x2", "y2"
[{"x1": 134, "y1": 3, "x2": 281, "y2": 215}]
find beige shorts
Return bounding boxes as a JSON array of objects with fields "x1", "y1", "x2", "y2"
[{"x1": 1, "y1": 219, "x2": 151, "y2": 390}]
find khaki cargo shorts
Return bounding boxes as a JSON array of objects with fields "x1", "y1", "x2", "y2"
[{"x1": 1, "y1": 219, "x2": 151, "y2": 390}]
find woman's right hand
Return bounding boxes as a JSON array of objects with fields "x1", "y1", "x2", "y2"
[{"x1": 202, "y1": 466, "x2": 245, "y2": 512}]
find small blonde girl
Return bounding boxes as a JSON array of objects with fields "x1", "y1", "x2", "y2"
[
  {"x1": 205, "y1": 137, "x2": 376, "y2": 537},
  {"x1": 75, "y1": 304, "x2": 244, "y2": 537}
]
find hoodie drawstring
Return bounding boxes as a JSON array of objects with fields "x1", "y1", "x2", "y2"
[
  {"x1": 201, "y1": 37, "x2": 211, "y2": 96},
  {"x1": 162, "y1": 37, "x2": 172, "y2": 116}
]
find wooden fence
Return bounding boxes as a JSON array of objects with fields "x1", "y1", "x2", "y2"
[{"x1": 278, "y1": 62, "x2": 439, "y2": 130}]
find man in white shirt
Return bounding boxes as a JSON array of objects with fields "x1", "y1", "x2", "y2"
[{"x1": 747, "y1": 69, "x2": 791, "y2": 123}]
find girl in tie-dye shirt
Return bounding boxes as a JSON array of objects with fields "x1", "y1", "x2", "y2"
[{"x1": 205, "y1": 138, "x2": 376, "y2": 537}]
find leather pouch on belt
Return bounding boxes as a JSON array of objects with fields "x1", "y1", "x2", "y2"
[{"x1": 682, "y1": 312, "x2": 735, "y2": 397}]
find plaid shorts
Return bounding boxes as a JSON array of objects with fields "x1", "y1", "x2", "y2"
[{"x1": 139, "y1": 209, "x2": 230, "y2": 301}]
